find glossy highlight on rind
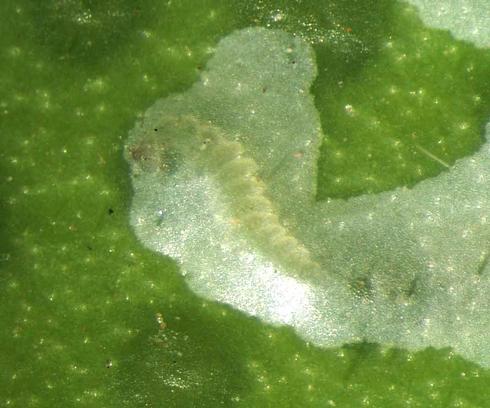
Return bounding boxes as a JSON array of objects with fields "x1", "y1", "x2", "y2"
[{"x1": 126, "y1": 27, "x2": 490, "y2": 368}]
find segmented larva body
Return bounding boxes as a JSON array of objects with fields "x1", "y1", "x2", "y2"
[{"x1": 172, "y1": 115, "x2": 322, "y2": 281}]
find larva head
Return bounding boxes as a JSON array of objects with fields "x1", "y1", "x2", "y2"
[
  {"x1": 125, "y1": 114, "x2": 220, "y2": 177},
  {"x1": 162, "y1": 115, "x2": 222, "y2": 161},
  {"x1": 125, "y1": 130, "x2": 170, "y2": 175}
]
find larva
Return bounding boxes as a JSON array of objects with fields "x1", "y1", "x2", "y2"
[{"x1": 128, "y1": 113, "x2": 322, "y2": 282}]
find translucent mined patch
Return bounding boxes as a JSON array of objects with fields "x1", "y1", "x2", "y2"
[
  {"x1": 125, "y1": 27, "x2": 490, "y2": 368},
  {"x1": 406, "y1": 0, "x2": 490, "y2": 48}
]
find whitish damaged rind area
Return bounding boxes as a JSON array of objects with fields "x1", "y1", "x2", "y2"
[
  {"x1": 125, "y1": 27, "x2": 490, "y2": 368},
  {"x1": 406, "y1": 0, "x2": 490, "y2": 48}
]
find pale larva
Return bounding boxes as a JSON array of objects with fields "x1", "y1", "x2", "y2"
[{"x1": 126, "y1": 113, "x2": 322, "y2": 282}]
